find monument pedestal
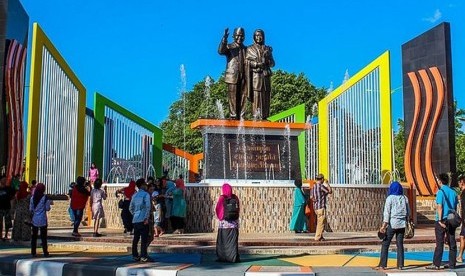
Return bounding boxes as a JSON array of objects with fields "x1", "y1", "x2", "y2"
[{"x1": 191, "y1": 119, "x2": 309, "y2": 183}]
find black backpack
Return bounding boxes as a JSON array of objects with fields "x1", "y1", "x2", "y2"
[{"x1": 223, "y1": 195, "x2": 239, "y2": 221}]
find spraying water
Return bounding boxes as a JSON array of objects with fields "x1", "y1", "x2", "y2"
[
  {"x1": 204, "y1": 76, "x2": 212, "y2": 118},
  {"x1": 180, "y1": 65, "x2": 187, "y2": 157},
  {"x1": 216, "y1": 99, "x2": 227, "y2": 179}
]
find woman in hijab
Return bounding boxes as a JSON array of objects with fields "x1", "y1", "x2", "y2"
[
  {"x1": 375, "y1": 181, "x2": 409, "y2": 270},
  {"x1": 116, "y1": 180, "x2": 136, "y2": 234},
  {"x1": 164, "y1": 180, "x2": 176, "y2": 231},
  {"x1": 215, "y1": 183, "x2": 240, "y2": 263},
  {"x1": 171, "y1": 179, "x2": 187, "y2": 234},
  {"x1": 13, "y1": 181, "x2": 32, "y2": 241},
  {"x1": 29, "y1": 183, "x2": 52, "y2": 257},
  {"x1": 289, "y1": 179, "x2": 308, "y2": 233}
]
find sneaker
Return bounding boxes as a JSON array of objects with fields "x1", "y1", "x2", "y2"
[
  {"x1": 133, "y1": 256, "x2": 141, "y2": 262},
  {"x1": 72, "y1": 232, "x2": 81, "y2": 237},
  {"x1": 44, "y1": 252, "x2": 50, "y2": 258},
  {"x1": 93, "y1": 233, "x2": 103, "y2": 237},
  {"x1": 425, "y1": 265, "x2": 442, "y2": 270},
  {"x1": 140, "y1": 257, "x2": 153, "y2": 262}
]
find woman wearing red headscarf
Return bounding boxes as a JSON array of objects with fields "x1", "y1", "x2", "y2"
[
  {"x1": 13, "y1": 181, "x2": 31, "y2": 241},
  {"x1": 215, "y1": 183, "x2": 240, "y2": 263},
  {"x1": 29, "y1": 183, "x2": 52, "y2": 257},
  {"x1": 116, "y1": 180, "x2": 136, "y2": 234}
]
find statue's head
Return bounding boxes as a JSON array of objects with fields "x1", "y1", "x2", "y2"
[
  {"x1": 233, "y1": 27, "x2": 245, "y2": 44},
  {"x1": 253, "y1": 29, "x2": 265, "y2": 45}
]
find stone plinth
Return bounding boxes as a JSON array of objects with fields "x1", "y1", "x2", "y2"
[{"x1": 191, "y1": 119, "x2": 309, "y2": 181}]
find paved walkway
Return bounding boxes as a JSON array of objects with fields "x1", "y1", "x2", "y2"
[{"x1": 2, "y1": 225, "x2": 465, "y2": 275}]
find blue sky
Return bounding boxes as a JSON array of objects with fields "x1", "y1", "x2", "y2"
[{"x1": 19, "y1": 0, "x2": 465, "y2": 128}]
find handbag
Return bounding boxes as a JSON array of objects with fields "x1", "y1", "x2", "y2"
[
  {"x1": 304, "y1": 204, "x2": 312, "y2": 217},
  {"x1": 404, "y1": 196, "x2": 414, "y2": 239},
  {"x1": 440, "y1": 189, "x2": 462, "y2": 228}
]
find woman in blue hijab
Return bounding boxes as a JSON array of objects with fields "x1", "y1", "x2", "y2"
[{"x1": 375, "y1": 181, "x2": 410, "y2": 270}]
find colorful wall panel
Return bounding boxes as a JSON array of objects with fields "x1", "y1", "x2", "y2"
[
  {"x1": 25, "y1": 23, "x2": 86, "y2": 193},
  {"x1": 0, "y1": 0, "x2": 29, "y2": 179},
  {"x1": 402, "y1": 22, "x2": 455, "y2": 196},
  {"x1": 318, "y1": 51, "x2": 392, "y2": 184}
]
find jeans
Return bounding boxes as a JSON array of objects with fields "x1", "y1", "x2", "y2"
[
  {"x1": 31, "y1": 226, "x2": 48, "y2": 256},
  {"x1": 132, "y1": 222, "x2": 149, "y2": 258},
  {"x1": 72, "y1": 209, "x2": 84, "y2": 233},
  {"x1": 433, "y1": 221, "x2": 457, "y2": 268},
  {"x1": 378, "y1": 225, "x2": 405, "y2": 268}
]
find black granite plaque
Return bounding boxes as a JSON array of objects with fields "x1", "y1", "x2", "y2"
[{"x1": 203, "y1": 132, "x2": 301, "y2": 181}]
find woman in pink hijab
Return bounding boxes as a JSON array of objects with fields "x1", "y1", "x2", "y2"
[{"x1": 215, "y1": 183, "x2": 240, "y2": 263}]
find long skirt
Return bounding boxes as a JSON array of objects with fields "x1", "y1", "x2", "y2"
[
  {"x1": 216, "y1": 228, "x2": 240, "y2": 263},
  {"x1": 121, "y1": 200, "x2": 133, "y2": 232}
]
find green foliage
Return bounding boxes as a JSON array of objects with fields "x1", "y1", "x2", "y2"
[
  {"x1": 160, "y1": 71, "x2": 326, "y2": 154},
  {"x1": 393, "y1": 119, "x2": 406, "y2": 181},
  {"x1": 270, "y1": 70, "x2": 327, "y2": 117}
]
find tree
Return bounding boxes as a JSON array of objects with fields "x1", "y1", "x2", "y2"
[
  {"x1": 270, "y1": 70, "x2": 327, "y2": 117},
  {"x1": 393, "y1": 119, "x2": 406, "y2": 181},
  {"x1": 161, "y1": 71, "x2": 326, "y2": 154}
]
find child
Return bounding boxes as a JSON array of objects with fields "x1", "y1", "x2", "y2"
[
  {"x1": 90, "y1": 178, "x2": 107, "y2": 237},
  {"x1": 152, "y1": 191, "x2": 164, "y2": 237}
]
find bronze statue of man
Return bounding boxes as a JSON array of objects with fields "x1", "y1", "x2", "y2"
[
  {"x1": 218, "y1": 27, "x2": 247, "y2": 120},
  {"x1": 246, "y1": 29, "x2": 275, "y2": 120}
]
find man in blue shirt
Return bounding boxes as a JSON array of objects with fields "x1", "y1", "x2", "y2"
[
  {"x1": 427, "y1": 173, "x2": 459, "y2": 270},
  {"x1": 129, "y1": 178, "x2": 151, "y2": 262}
]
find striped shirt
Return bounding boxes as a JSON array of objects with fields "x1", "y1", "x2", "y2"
[{"x1": 311, "y1": 182, "x2": 330, "y2": 210}]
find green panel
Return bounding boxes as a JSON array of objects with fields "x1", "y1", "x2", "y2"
[
  {"x1": 92, "y1": 92, "x2": 163, "y2": 179},
  {"x1": 268, "y1": 104, "x2": 307, "y2": 178}
]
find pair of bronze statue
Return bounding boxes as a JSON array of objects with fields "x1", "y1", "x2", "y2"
[{"x1": 218, "y1": 28, "x2": 275, "y2": 120}]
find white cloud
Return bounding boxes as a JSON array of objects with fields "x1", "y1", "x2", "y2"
[{"x1": 422, "y1": 9, "x2": 442, "y2": 23}]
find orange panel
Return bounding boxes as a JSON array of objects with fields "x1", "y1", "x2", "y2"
[
  {"x1": 425, "y1": 67, "x2": 444, "y2": 193},
  {"x1": 414, "y1": 70, "x2": 433, "y2": 195},
  {"x1": 190, "y1": 119, "x2": 310, "y2": 131},
  {"x1": 405, "y1": 72, "x2": 429, "y2": 195}
]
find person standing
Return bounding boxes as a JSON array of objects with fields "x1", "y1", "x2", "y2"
[
  {"x1": 90, "y1": 178, "x2": 107, "y2": 237},
  {"x1": 218, "y1": 27, "x2": 247, "y2": 120},
  {"x1": 246, "y1": 29, "x2": 275, "y2": 119},
  {"x1": 129, "y1": 178, "x2": 151, "y2": 262},
  {"x1": 215, "y1": 183, "x2": 240, "y2": 263},
  {"x1": 375, "y1": 181, "x2": 409, "y2": 270},
  {"x1": 13, "y1": 181, "x2": 31, "y2": 241},
  {"x1": 311, "y1": 174, "x2": 332, "y2": 241},
  {"x1": 116, "y1": 180, "x2": 136, "y2": 234},
  {"x1": 29, "y1": 183, "x2": 52, "y2": 257},
  {"x1": 426, "y1": 173, "x2": 459, "y2": 270},
  {"x1": 70, "y1": 176, "x2": 91, "y2": 237},
  {"x1": 171, "y1": 180, "x2": 187, "y2": 234},
  {"x1": 289, "y1": 179, "x2": 308, "y2": 233},
  {"x1": 457, "y1": 175, "x2": 465, "y2": 263},
  {"x1": 0, "y1": 174, "x2": 15, "y2": 241},
  {"x1": 88, "y1": 162, "x2": 99, "y2": 186}
]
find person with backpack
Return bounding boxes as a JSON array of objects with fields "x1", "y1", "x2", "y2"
[{"x1": 215, "y1": 183, "x2": 240, "y2": 263}]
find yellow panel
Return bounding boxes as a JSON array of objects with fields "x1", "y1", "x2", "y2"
[
  {"x1": 280, "y1": 254, "x2": 354, "y2": 267},
  {"x1": 344, "y1": 255, "x2": 428, "y2": 267},
  {"x1": 25, "y1": 23, "x2": 86, "y2": 182},
  {"x1": 318, "y1": 51, "x2": 392, "y2": 183}
]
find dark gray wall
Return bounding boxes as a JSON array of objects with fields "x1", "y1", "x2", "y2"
[{"x1": 402, "y1": 22, "x2": 456, "y2": 193}]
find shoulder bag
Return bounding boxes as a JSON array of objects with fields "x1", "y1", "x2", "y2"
[
  {"x1": 404, "y1": 196, "x2": 414, "y2": 239},
  {"x1": 440, "y1": 189, "x2": 462, "y2": 228}
]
